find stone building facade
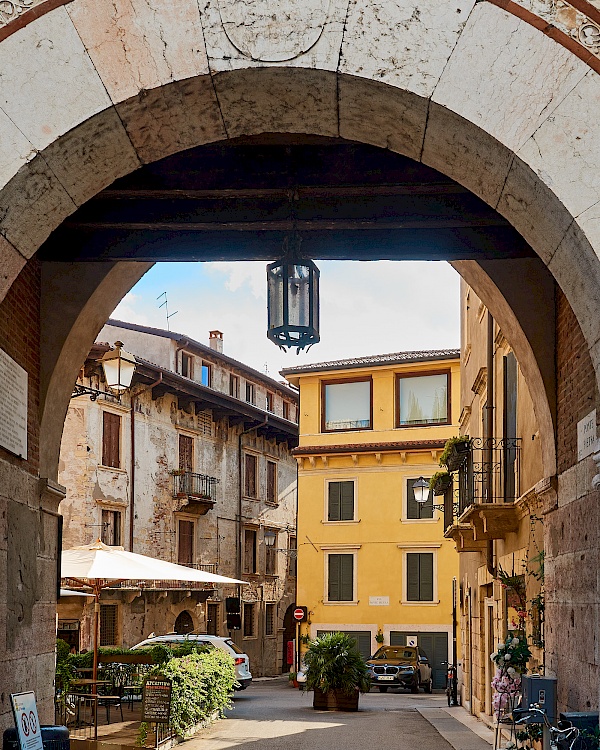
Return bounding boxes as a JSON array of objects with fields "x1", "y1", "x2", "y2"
[{"x1": 57, "y1": 320, "x2": 299, "y2": 677}]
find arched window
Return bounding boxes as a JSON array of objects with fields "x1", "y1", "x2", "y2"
[{"x1": 174, "y1": 610, "x2": 194, "y2": 635}]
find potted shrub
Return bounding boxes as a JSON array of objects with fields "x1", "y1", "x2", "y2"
[
  {"x1": 429, "y1": 470, "x2": 453, "y2": 496},
  {"x1": 303, "y1": 632, "x2": 371, "y2": 711},
  {"x1": 439, "y1": 436, "x2": 470, "y2": 472}
]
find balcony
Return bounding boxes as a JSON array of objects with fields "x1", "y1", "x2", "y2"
[
  {"x1": 172, "y1": 471, "x2": 219, "y2": 515},
  {"x1": 443, "y1": 437, "x2": 522, "y2": 549}
]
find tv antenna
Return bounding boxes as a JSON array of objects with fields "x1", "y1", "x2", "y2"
[{"x1": 157, "y1": 292, "x2": 178, "y2": 331}]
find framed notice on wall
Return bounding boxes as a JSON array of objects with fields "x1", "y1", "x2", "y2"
[{"x1": 0, "y1": 347, "x2": 27, "y2": 459}]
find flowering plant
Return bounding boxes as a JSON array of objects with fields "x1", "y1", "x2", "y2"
[
  {"x1": 491, "y1": 668, "x2": 521, "y2": 714},
  {"x1": 490, "y1": 635, "x2": 531, "y2": 675}
]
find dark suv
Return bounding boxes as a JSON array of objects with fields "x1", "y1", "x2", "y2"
[{"x1": 366, "y1": 645, "x2": 433, "y2": 693}]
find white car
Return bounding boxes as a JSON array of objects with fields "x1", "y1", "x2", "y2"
[{"x1": 132, "y1": 634, "x2": 252, "y2": 690}]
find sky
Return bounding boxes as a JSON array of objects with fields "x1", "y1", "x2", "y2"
[{"x1": 111, "y1": 260, "x2": 461, "y2": 378}]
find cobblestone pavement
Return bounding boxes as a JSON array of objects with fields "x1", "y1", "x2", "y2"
[{"x1": 185, "y1": 678, "x2": 494, "y2": 750}]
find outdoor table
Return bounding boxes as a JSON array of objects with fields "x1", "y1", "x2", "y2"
[{"x1": 71, "y1": 679, "x2": 111, "y2": 694}]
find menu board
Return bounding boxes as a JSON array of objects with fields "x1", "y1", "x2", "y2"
[
  {"x1": 0, "y1": 347, "x2": 27, "y2": 459},
  {"x1": 142, "y1": 677, "x2": 172, "y2": 724}
]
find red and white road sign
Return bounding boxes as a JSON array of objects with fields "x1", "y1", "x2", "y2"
[{"x1": 293, "y1": 607, "x2": 306, "y2": 621}]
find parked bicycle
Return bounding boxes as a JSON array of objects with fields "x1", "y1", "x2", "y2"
[
  {"x1": 442, "y1": 661, "x2": 459, "y2": 706},
  {"x1": 514, "y1": 704, "x2": 579, "y2": 750}
]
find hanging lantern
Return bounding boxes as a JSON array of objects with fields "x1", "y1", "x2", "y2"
[{"x1": 267, "y1": 237, "x2": 320, "y2": 352}]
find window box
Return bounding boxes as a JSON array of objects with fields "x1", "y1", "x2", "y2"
[
  {"x1": 430, "y1": 471, "x2": 453, "y2": 496},
  {"x1": 441, "y1": 438, "x2": 470, "y2": 472}
]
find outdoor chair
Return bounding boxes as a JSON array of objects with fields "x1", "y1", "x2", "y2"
[{"x1": 97, "y1": 683, "x2": 124, "y2": 724}]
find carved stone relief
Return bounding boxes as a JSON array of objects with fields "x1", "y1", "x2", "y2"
[
  {"x1": 217, "y1": 0, "x2": 331, "y2": 62},
  {"x1": 0, "y1": 0, "x2": 36, "y2": 26},
  {"x1": 514, "y1": 0, "x2": 600, "y2": 59}
]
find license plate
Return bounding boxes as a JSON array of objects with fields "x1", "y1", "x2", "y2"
[{"x1": 377, "y1": 675, "x2": 394, "y2": 681}]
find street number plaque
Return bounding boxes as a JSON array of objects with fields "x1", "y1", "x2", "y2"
[{"x1": 142, "y1": 676, "x2": 172, "y2": 724}]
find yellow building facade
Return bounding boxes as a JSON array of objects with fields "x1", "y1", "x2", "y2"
[{"x1": 283, "y1": 350, "x2": 461, "y2": 688}]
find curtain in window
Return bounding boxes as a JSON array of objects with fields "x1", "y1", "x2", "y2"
[{"x1": 324, "y1": 381, "x2": 371, "y2": 430}]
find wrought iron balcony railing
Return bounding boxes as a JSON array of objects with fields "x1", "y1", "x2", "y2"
[
  {"x1": 172, "y1": 471, "x2": 219, "y2": 502},
  {"x1": 453, "y1": 437, "x2": 521, "y2": 517}
]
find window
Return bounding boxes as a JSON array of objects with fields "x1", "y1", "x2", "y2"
[
  {"x1": 207, "y1": 603, "x2": 220, "y2": 636},
  {"x1": 406, "y1": 477, "x2": 433, "y2": 519},
  {"x1": 322, "y1": 378, "x2": 372, "y2": 432},
  {"x1": 180, "y1": 352, "x2": 193, "y2": 379},
  {"x1": 266, "y1": 392, "x2": 274, "y2": 412},
  {"x1": 245, "y1": 382, "x2": 255, "y2": 404},
  {"x1": 100, "y1": 604, "x2": 118, "y2": 646},
  {"x1": 327, "y1": 553, "x2": 354, "y2": 602},
  {"x1": 201, "y1": 362, "x2": 212, "y2": 387},
  {"x1": 406, "y1": 552, "x2": 434, "y2": 602},
  {"x1": 177, "y1": 519, "x2": 195, "y2": 566},
  {"x1": 288, "y1": 536, "x2": 297, "y2": 578},
  {"x1": 327, "y1": 481, "x2": 355, "y2": 521},
  {"x1": 179, "y1": 434, "x2": 193, "y2": 472},
  {"x1": 282, "y1": 401, "x2": 290, "y2": 420},
  {"x1": 244, "y1": 453, "x2": 258, "y2": 498},
  {"x1": 265, "y1": 530, "x2": 277, "y2": 576},
  {"x1": 102, "y1": 411, "x2": 121, "y2": 468},
  {"x1": 243, "y1": 529, "x2": 257, "y2": 574},
  {"x1": 229, "y1": 374, "x2": 240, "y2": 398},
  {"x1": 265, "y1": 603, "x2": 276, "y2": 636},
  {"x1": 101, "y1": 509, "x2": 122, "y2": 546},
  {"x1": 397, "y1": 372, "x2": 450, "y2": 426},
  {"x1": 266, "y1": 461, "x2": 277, "y2": 504},
  {"x1": 243, "y1": 602, "x2": 255, "y2": 637}
]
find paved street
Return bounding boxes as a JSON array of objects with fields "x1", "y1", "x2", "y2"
[{"x1": 187, "y1": 679, "x2": 494, "y2": 750}]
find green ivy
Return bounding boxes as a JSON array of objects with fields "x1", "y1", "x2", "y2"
[{"x1": 149, "y1": 649, "x2": 236, "y2": 738}]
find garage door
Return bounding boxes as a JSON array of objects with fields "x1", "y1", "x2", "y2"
[
  {"x1": 390, "y1": 631, "x2": 448, "y2": 689},
  {"x1": 317, "y1": 630, "x2": 372, "y2": 661}
]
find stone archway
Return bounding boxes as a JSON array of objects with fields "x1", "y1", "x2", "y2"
[{"x1": 1, "y1": 0, "x2": 600, "y2": 729}]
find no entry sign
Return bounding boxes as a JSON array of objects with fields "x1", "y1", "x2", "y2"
[{"x1": 293, "y1": 606, "x2": 307, "y2": 621}]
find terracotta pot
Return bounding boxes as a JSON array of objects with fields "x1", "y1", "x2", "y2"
[{"x1": 312, "y1": 688, "x2": 359, "y2": 711}]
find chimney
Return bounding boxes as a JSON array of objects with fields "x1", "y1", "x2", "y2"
[{"x1": 209, "y1": 330, "x2": 223, "y2": 353}]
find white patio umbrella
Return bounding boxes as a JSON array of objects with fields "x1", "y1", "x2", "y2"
[{"x1": 61, "y1": 540, "x2": 246, "y2": 681}]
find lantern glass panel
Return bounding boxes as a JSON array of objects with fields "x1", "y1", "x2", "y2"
[
  {"x1": 268, "y1": 263, "x2": 284, "y2": 329},
  {"x1": 288, "y1": 264, "x2": 311, "y2": 328}
]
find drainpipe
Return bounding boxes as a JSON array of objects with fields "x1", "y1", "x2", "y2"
[
  {"x1": 129, "y1": 373, "x2": 163, "y2": 551},
  {"x1": 485, "y1": 312, "x2": 495, "y2": 576}
]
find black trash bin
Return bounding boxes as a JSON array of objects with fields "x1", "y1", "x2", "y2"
[
  {"x1": 559, "y1": 712, "x2": 599, "y2": 750},
  {"x1": 3, "y1": 726, "x2": 69, "y2": 750}
]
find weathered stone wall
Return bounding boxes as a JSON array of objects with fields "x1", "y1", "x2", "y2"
[
  {"x1": 545, "y1": 290, "x2": 600, "y2": 712},
  {"x1": 0, "y1": 261, "x2": 59, "y2": 728}
]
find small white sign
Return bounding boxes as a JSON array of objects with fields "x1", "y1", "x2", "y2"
[
  {"x1": 577, "y1": 409, "x2": 596, "y2": 461},
  {"x1": 0, "y1": 347, "x2": 27, "y2": 459},
  {"x1": 10, "y1": 692, "x2": 44, "y2": 750},
  {"x1": 406, "y1": 635, "x2": 418, "y2": 647},
  {"x1": 369, "y1": 596, "x2": 389, "y2": 606}
]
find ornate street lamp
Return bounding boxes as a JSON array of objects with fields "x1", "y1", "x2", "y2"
[
  {"x1": 72, "y1": 341, "x2": 137, "y2": 401},
  {"x1": 99, "y1": 341, "x2": 137, "y2": 392},
  {"x1": 264, "y1": 529, "x2": 276, "y2": 547},
  {"x1": 267, "y1": 236, "x2": 320, "y2": 352},
  {"x1": 412, "y1": 476, "x2": 445, "y2": 512}
]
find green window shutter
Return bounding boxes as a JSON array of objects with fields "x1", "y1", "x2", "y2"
[
  {"x1": 407, "y1": 554, "x2": 420, "y2": 601},
  {"x1": 328, "y1": 483, "x2": 341, "y2": 521},
  {"x1": 340, "y1": 554, "x2": 354, "y2": 601},
  {"x1": 419, "y1": 553, "x2": 434, "y2": 601},
  {"x1": 328, "y1": 554, "x2": 340, "y2": 600},
  {"x1": 340, "y1": 482, "x2": 354, "y2": 521},
  {"x1": 407, "y1": 478, "x2": 433, "y2": 519}
]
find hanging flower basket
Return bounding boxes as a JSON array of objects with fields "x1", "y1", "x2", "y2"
[
  {"x1": 430, "y1": 471, "x2": 453, "y2": 496},
  {"x1": 440, "y1": 437, "x2": 470, "y2": 472}
]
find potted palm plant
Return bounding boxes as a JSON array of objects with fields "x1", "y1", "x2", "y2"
[{"x1": 303, "y1": 632, "x2": 371, "y2": 711}]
